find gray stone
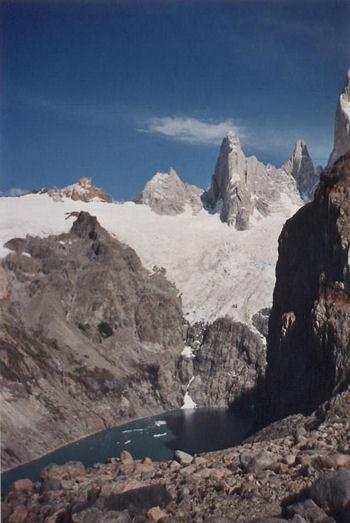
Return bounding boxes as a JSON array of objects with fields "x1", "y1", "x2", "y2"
[
  {"x1": 310, "y1": 469, "x2": 350, "y2": 517},
  {"x1": 286, "y1": 498, "x2": 329, "y2": 522},
  {"x1": 240, "y1": 449, "x2": 276, "y2": 473},
  {"x1": 174, "y1": 450, "x2": 193, "y2": 465}
]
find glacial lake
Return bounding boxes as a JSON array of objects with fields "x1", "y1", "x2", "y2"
[{"x1": 1, "y1": 407, "x2": 254, "y2": 491}]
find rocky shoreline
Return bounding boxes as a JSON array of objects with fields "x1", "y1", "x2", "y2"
[{"x1": 2, "y1": 387, "x2": 350, "y2": 522}]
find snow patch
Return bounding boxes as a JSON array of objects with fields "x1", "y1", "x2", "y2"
[
  {"x1": 181, "y1": 376, "x2": 197, "y2": 409},
  {"x1": 153, "y1": 432, "x2": 167, "y2": 438},
  {"x1": 182, "y1": 391, "x2": 197, "y2": 409},
  {"x1": 181, "y1": 346, "x2": 195, "y2": 359}
]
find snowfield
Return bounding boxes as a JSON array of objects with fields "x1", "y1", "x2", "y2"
[{"x1": 0, "y1": 192, "x2": 301, "y2": 324}]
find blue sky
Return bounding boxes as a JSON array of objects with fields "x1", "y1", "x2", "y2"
[{"x1": 1, "y1": 0, "x2": 349, "y2": 200}]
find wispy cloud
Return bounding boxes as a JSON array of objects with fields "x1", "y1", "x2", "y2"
[
  {"x1": 0, "y1": 188, "x2": 28, "y2": 197},
  {"x1": 14, "y1": 93, "x2": 125, "y2": 128},
  {"x1": 138, "y1": 116, "x2": 243, "y2": 145}
]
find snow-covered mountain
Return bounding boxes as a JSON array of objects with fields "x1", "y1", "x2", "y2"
[
  {"x1": 46, "y1": 176, "x2": 112, "y2": 203},
  {"x1": 201, "y1": 132, "x2": 315, "y2": 230},
  {"x1": 282, "y1": 139, "x2": 318, "y2": 201},
  {"x1": 133, "y1": 167, "x2": 203, "y2": 216},
  {"x1": 328, "y1": 68, "x2": 350, "y2": 166},
  {"x1": 0, "y1": 185, "x2": 300, "y2": 326}
]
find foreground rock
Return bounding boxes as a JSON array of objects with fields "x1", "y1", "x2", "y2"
[
  {"x1": 265, "y1": 152, "x2": 350, "y2": 422},
  {"x1": 3, "y1": 387, "x2": 350, "y2": 522}
]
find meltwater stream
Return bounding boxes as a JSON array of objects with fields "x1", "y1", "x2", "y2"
[{"x1": 1, "y1": 407, "x2": 254, "y2": 491}]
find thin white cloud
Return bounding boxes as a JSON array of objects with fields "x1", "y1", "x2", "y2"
[
  {"x1": 138, "y1": 116, "x2": 243, "y2": 145},
  {"x1": 0, "y1": 188, "x2": 28, "y2": 197}
]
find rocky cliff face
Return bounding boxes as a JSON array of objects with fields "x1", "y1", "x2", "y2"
[
  {"x1": 133, "y1": 168, "x2": 203, "y2": 215},
  {"x1": 178, "y1": 318, "x2": 266, "y2": 409},
  {"x1": 265, "y1": 152, "x2": 350, "y2": 422},
  {"x1": 0, "y1": 212, "x2": 185, "y2": 470},
  {"x1": 328, "y1": 68, "x2": 350, "y2": 167},
  {"x1": 47, "y1": 177, "x2": 112, "y2": 203},
  {"x1": 282, "y1": 139, "x2": 317, "y2": 201},
  {"x1": 202, "y1": 132, "x2": 304, "y2": 230}
]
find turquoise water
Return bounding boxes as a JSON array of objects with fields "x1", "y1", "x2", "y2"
[{"x1": 1, "y1": 407, "x2": 254, "y2": 491}]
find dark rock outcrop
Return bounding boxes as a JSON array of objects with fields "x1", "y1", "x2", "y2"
[
  {"x1": 183, "y1": 318, "x2": 266, "y2": 408},
  {"x1": 265, "y1": 152, "x2": 350, "y2": 422},
  {"x1": 0, "y1": 212, "x2": 185, "y2": 470}
]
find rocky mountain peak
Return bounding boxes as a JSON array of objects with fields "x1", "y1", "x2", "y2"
[
  {"x1": 282, "y1": 139, "x2": 317, "y2": 201},
  {"x1": 47, "y1": 177, "x2": 112, "y2": 203},
  {"x1": 328, "y1": 68, "x2": 350, "y2": 167},
  {"x1": 202, "y1": 133, "x2": 304, "y2": 230},
  {"x1": 133, "y1": 168, "x2": 203, "y2": 216}
]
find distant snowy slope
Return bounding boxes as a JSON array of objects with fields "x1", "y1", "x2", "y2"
[{"x1": 0, "y1": 192, "x2": 301, "y2": 324}]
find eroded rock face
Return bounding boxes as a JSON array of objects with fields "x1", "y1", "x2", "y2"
[
  {"x1": 328, "y1": 68, "x2": 350, "y2": 167},
  {"x1": 47, "y1": 177, "x2": 112, "y2": 203},
  {"x1": 183, "y1": 318, "x2": 266, "y2": 408},
  {"x1": 133, "y1": 168, "x2": 203, "y2": 215},
  {"x1": 265, "y1": 152, "x2": 350, "y2": 422},
  {"x1": 282, "y1": 140, "x2": 317, "y2": 201},
  {"x1": 202, "y1": 132, "x2": 304, "y2": 230},
  {"x1": 0, "y1": 212, "x2": 185, "y2": 470}
]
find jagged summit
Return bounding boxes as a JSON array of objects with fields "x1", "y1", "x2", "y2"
[
  {"x1": 47, "y1": 177, "x2": 112, "y2": 203},
  {"x1": 328, "y1": 68, "x2": 350, "y2": 166},
  {"x1": 133, "y1": 167, "x2": 203, "y2": 216},
  {"x1": 202, "y1": 132, "x2": 305, "y2": 230},
  {"x1": 282, "y1": 139, "x2": 317, "y2": 201}
]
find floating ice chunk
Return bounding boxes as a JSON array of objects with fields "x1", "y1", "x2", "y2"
[
  {"x1": 153, "y1": 432, "x2": 167, "y2": 438},
  {"x1": 124, "y1": 440, "x2": 131, "y2": 445},
  {"x1": 155, "y1": 420, "x2": 166, "y2": 427}
]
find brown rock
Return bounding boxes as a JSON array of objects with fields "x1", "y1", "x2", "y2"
[
  {"x1": 142, "y1": 457, "x2": 153, "y2": 464},
  {"x1": 120, "y1": 450, "x2": 134, "y2": 463},
  {"x1": 312, "y1": 452, "x2": 350, "y2": 470},
  {"x1": 119, "y1": 462, "x2": 135, "y2": 475},
  {"x1": 135, "y1": 462, "x2": 154, "y2": 474},
  {"x1": 209, "y1": 468, "x2": 226, "y2": 480},
  {"x1": 40, "y1": 461, "x2": 85, "y2": 481},
  {"x1": 8, "y1": 505, "x2": 28, "y2": 523},
  {"x1": 44, "y1": 508, "x2": 67, "y2": 523},
  {"x1": 12, "y1": 478, "x2": 33, "y2": 491},
  {"x1": 283, "y1": 454, "x2": 296, "y2": 466},
  {"x1": 147, "y1": 505, "x2": 168, "y2": 521},
  {"x1": 112, "y1": 479, "x2": 145, "y2": 494},
  {"x1": 193, "y1": 456, "x2": 208, "y2": 466}
]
